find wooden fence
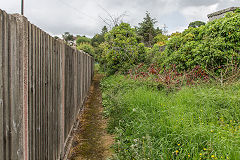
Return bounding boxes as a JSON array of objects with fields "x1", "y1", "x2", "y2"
[{"x1": 0, "y1": 9, "x2": 94, "y2": 160}]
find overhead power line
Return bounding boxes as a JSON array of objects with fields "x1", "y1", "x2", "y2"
[{"x1": 58, "y1": 0, "x2": 98, "y2": 22}]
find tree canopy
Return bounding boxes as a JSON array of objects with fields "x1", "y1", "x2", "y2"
[
  {"x1": 188, "y1": 21, "x2": 206, "y2": 28},
  {"x1": 76, "y1": 36, "x2": 91, "y2": 45},
  {"x1": 91, "y1": 26, "x2": 108, "y2": 47},
  {"x1": 62, "y1": 32, "x2": 74, "y2": 43},
  {"x1": 137, "y1": 11, "x2": 159, "y2": 47}
]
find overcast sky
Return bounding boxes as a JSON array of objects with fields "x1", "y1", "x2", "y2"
[{"x1": 1, "y1": 0, "x2": 239, "y2": 37}]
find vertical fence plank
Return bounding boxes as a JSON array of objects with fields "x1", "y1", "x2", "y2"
[
  {"x1": 56, "y1": 42, "x2": 60, "y2": 158},
  {"x1": 39, "y1": 30, "x2": 43, "y2": 160},
  {"x1": 3, "y1": 11, "x2": 10, "y2": 160},
  {"x1": 53, "y1": 41, "x2": 56, "y2": 160},
  {"x1": 42, "y1": 32, "x2": 46, "y2": 160},
  {"x1": 73, "y1": 50, "x2": 77, "y2": 121},
  {"x1": 9, "y1": 15, "x2": 20, "y2": 160},
  {"x1": 80, "y1": 52, "x2": 84, "y2": 105},
  {"x1": 45, "y1": 34, "x2": 50, "y2": 160},
  {"x1": 59, "y1": 41, "x2": 65, "y2": 159},
  {"x1": 31, "y1": 24, "x2": 36, "y2": 160},
  {"x1": 48, "y1": 36, "x2": 53, "y2": 160},
  {"x1": 21, "y1": 15, "x2": 29, "y2": 160},
  {"x1": 36, "y1": 27, "x2": 40, "y2": 160},
  {"x1": 0, "y1": 9, "x2": 4, "y2": 160},
  {"x1": 27, "y1": 21, "x2": 32, "y2": 160}
]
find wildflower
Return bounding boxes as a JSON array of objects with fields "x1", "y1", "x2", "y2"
[
  {"x1": 203, "y1": 148, "x2": 207, "y2": 151},
  {"x1": 211, "y1": 155, "x2": 215, "y2": 158},
  {"x1": 188, "y1": 154, "x2": 190, "y2": 157},
  {"x1": 178, "y1": 144, "x2": 180, "y2": 146},
  {"x1": 175, "y1": 150, "x2": 179, "y2": 154},
  {"x1": 200, "y1": 153, "x2": 202, "y2": 156},
  {"x1": 211, "y1": 130, "x2": 214, "y2": 133}
]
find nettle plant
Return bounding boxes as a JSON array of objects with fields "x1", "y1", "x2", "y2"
[{"x1": 128, "y1": 63, "x2": 209, "y2": 89}]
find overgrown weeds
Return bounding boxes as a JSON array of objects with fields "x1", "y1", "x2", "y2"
[
  {"x1": 128, "y1": 63, "x2": 240, "y2": 91},
  {"x1": 101, "y1": 75, "x2": 240, "y2": 160}
]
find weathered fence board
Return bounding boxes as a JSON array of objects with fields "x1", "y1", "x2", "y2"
[
  {"x1": 0, "y1": 9, "x2": 94, "y2": 160},
  {"x1": 0, "y1": 9, "x2": 4, "y2": 160}
]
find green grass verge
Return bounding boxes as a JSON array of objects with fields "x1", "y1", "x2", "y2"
[{"x1": 101, "y1": 75, "x2": 240, "y2": 160}]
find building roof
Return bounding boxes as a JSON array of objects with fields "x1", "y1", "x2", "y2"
[{"x1": 207, "y1": 7, "x2": 239, "y2": 18}]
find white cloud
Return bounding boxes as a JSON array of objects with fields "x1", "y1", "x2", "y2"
[
  {"x1": 0, "y1": 0, "x2": 239, "y2": 36},
  {"x1": 180, "y1": 3, "x2": 219, "y2": 23}
]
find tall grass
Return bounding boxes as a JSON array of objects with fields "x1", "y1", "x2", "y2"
[{"x1": 101, "y1": 75, "x2": 240, "y2": 160}]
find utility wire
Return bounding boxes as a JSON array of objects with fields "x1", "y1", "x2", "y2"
[{"x1": 58, "y1": 0, "x2": 99, "y2": 22}]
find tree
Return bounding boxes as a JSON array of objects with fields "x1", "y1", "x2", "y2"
[
  {"x1": 101, "y1": 26, "x2": 108, "y2": 35},
  {"x1": 91, "y1": 34, "x2": 104, "y2": 47},
  {"x1": 91, "y1": 26, "x2": 108, "y2": 47},
  {"x1": 62, "y1": 32, "x2": 74, "y2": 43},
  {"x1": 188, "y1": 21, "x2": 206, "y2": 28},
  {"x1": 155, "y1": 27, "x2": 163, "y2": 35},
  {"x1": 137, "y1": 11, "x2": 158, "y2": 47},
  {"x1": 76, "y1": 36, "x2": 91, "y2": 45}
]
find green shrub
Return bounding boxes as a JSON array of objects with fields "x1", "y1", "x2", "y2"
[
  {"x1": 77, "y1": 43, "x2": 95, "y2": 56},
  {"x1": 162, "y1": 12, "x2": 240, "y2": 71},
  {"x1": 100, "y1": 23, "x2": 140, "y2": 75}
]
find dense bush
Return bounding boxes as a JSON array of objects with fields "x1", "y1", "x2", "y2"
[
  {"x1": 99, "y1": 23, "x2": 143, "y2": 75},
  {"x1": 161, "y1": 12, "x2": 240, "y2": 71},
  {"x1": 77, "y1": 43, "x2": 95, "y2": 57},
  {"x1": 153, "y1": 33, "x2": 168, "y2": 46}
]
